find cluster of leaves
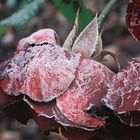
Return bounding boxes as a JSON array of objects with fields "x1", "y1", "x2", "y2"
[
  {"x1": 0, "y1": 0, "x2": 44, "y2": 35},
  {"x1": 0, "y1": 0, "x2": 140, "y2": 140},
  {"x1": 0, "y1": 0, "x2": 44, "y2": 27}
]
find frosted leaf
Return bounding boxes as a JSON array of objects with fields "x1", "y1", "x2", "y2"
[
  {"x1": 0, "y1": 75, "x2": 31, "y2": 124},
  {"x1": 63, "y1": 9, "x2": 79, "y2": 51},
  {"x1": 103, "y1": 57, "x2": 140, "y2": 126},
  {"x1": 126, "y1": 0, "x2": 140, "y2": 42},
  {"x1": 72, "y1": 15, "x2": 99, "y2": 58},
  {"x1": 17, "y1": 29, "x2": 60, "y2": 53},
  {"x1": 24, "y1": 97, "x2": 61, "y2": 131},
  {"x1": 57, "y1": 59, "x2": 114, "y2": 128},
  {"x1": 92, "y1": 36, "x2": 103, "y2": 58},
  {"x1": 1, "y1": 44, "x2": 81, "y2": 102},
  {"x1": 53, "y1": 106, "x2": 95, "y2": 131},
  {"x1": 103, "y1": 57, "x2": 140, "y2": 113},
  {"x1": 0, "y1": 0, "x2": 44, "y2": 27},
  {"x1": 24, "y1": 96, "x2": 55, "y2": 118}
]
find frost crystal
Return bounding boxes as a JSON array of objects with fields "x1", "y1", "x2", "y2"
[
  {"x1": 103, "y1": 57, "x2": 140, "y2": 113},
  {"x1": 57, "y1": 59, "x2": 114, "y2": 128},
  {"x1": 2, "y1": 44, "x2": 81, "y2": 102}
]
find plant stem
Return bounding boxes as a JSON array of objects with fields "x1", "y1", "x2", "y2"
[{"x1": 98, "y1": 0, "x2": 116, "y2": 26}]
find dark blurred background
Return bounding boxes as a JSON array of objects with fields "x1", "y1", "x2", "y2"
[{"x1": 0, "y1": 0, "x2": 140, "y2": 140}]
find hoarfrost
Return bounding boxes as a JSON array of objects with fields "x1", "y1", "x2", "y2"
[
  {"x1": 57, "y1": 59, "x2": 114, "y2": 128},
  {"x1": 103, "y1": 57, "x2": 140, "y2": 113},
  {"x1": 2, "y1": 44, "x2": 81, "y2": 102}
]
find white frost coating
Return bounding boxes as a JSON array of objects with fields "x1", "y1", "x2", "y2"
[
  {"x1": 57, "y1": 59, "x2": 114, "y2": 128},
  {"x1": 134, "y1": 93, "x2": 140, "y2": 106},
  {"x1": 2, "y1": 44, "x2": 81, "y2": 102},
  {"x1": 23, "y1": 96, "x2": 36, "y2": 111},
  {"x1": 103, "y1": 57, "x2": 140, "y2": 113},
  {"x1": 72, "y1": 15, "x2": 99, "y2": 58},
  {"x1": 53, "y1": 106, "x2": 95, "y2": 131},
  {"x1": 17, "y1": 28, "x2": 60, "y2": 52},
  {"x1": 126, "y1": 0, "x2": 140, "y2": 42}
]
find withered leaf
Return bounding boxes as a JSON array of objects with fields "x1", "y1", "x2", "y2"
[
  {"x1": 57, "y1": 59, "x2": 114, "y2": 128},
  {"x1": 72, "y1": 15, "x2": 99, "y2": 58},
  {"x1": 126, "y1": 0, "x2": 140, "y2": 42}
]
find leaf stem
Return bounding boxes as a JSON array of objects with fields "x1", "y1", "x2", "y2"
[{"x1": 98, "y1": 0, "x2": 116, "y2": 26}]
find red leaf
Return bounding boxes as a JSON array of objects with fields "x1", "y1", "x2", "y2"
[
  {"x1": 16, "y1": 29, "x2": 60, "y2": 53},
  {"x1": 0, "y1": 82, "x2": 31, "y2": 124},
  {"x1": 57, "y1": 59, "x2": 114, "y2": 128},
  {"x1": 103, "y1": 57, "x2": 140, "y2": 126},
  {"x1": 33, "y1": 108, "x2": 97, "y2": 140},
  {"x1": 53, "y1": 106, "x2": 96, "y2": 131},
  {"x1": 126, "y1": 0, "x2": 140, "y2": 42},
  {"x1": 24, "y1": 96, "x2": 55, "y2": 118},
  {"x1": 1, "y1": 44, "x2": 80, "y2": 102}
]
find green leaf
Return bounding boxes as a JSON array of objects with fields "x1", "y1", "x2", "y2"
[
  {"x1": 18, "y1": 0, "x2": 33, "y2": 9},
  {"x1": 0, "y1": 26, "x2": 6, "y2": 36},
  {"x1": 53, "y1": 0, "x2": 75, "y2": 21},
  {"x1": 0, "y1": 0, "x2": 44, "y2": 27},
  {"x1": 52, "y1": 0, "x2": 93, "y2": 29}
]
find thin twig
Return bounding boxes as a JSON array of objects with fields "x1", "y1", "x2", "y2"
[{"x1": 98, "y1": 0, "x2": 116, "y2": 26}]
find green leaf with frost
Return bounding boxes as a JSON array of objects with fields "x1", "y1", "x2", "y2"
[{"x1": 0, "y1": 0, "x2": 44, "y2": 27}]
